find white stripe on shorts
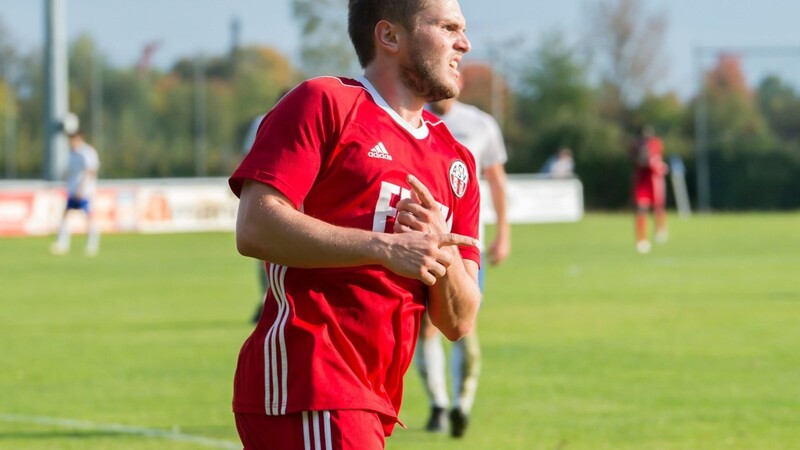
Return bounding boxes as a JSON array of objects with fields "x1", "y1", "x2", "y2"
[{"x1": 302, "y1": 411, "x2": 332, "y2": 450}]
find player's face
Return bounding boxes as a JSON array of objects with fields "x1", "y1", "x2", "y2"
[{"x1": 400, "y1": 0, "x2": 470, "y2": 102}]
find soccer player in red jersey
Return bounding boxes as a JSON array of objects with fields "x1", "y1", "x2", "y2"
[
  {"x1": 631, "y1": 124, "x2": 669, "y2": 253},
  {"x1": 228, "y1": 1, "x2": 481, "y2": 449}
]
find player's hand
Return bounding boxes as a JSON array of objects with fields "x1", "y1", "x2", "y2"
[
  {"x1": 389, "y1": 174, "x2": 477, "y2": 285},
  {"x1": 394, "y1": 174, "x2": 449, "y2": 235},
  {"x1": 488, "y1": 232, "x2": 511, "y2": 265},
  {"x1": 386, "y1": 231, "x2": 478, "y2": 286}
]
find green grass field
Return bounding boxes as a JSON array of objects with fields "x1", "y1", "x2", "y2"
[{"x1": 2, "y1": 213, "x2": 799, "y2": 449}]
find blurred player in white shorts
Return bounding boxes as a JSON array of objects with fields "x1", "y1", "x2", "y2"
[
  {"x1": 51, "y1": 130, "x2": 100, "y2": 256},
  {"x1": 419, "y1": 74, "x2": 511, "y2": 438}
]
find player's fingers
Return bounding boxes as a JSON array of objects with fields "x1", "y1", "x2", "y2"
[
  {"x1": 427, "y1": 261, "x2": 447, "y2": 279},
  {"x1": 393, "y1": 222, "x2": 415, "y2": 234},
  {"x1": 411, "y1": 188, "x2": 421, "y2": 204},
  {"x1": 407, "y1": 174, "x2": 437, "y2": 209},
  {"x1": 396, "y1": 199, "x2": 429, "y2": 219},
  {"x1": 437, "y1": 233, "x2": 479, "y2": 248},
  {"x1": 394, "y1": 214, "x2": 424, "y2": 233},
  {"x1": 395, "y1": 197, "x2": 416, "y2": 211},
  {"x1": 394, "y1": 211, "x2": 428, "y2": 231},
  {"x1": 434, "y1": 249, "x2": 454, "y2": 267},
  {"x1": 420, "y1": 270, "x2": 437, "y2": 286}
]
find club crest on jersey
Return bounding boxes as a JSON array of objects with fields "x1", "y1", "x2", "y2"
[{"x1": 449, "y1": 160, "x2": 469, "y2": 198}]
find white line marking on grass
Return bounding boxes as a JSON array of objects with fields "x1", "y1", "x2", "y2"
[{"x1": 0, "y1": 413, "x2": 240, "y2": 449}]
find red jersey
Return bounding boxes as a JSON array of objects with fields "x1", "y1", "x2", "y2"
[
  {"x1": 631, "y1": 136, "x2": 667, "y2": 207},
  {"x1": 228, "y1": 76, "x2": 480, "y2": 436},
  {"x1": 632, "y1": 136, "x2": 667, "y2": 176}
]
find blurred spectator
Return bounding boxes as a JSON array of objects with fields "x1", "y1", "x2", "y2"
[
  {"x1": 549, "y1": 147, "x2": 574, "y2": 178},
  {"x1": 539, "y1": 147, "x2": 574, "y2": 178}
]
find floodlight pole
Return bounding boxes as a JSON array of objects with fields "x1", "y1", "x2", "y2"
[
  {"x1": 488, "y1": 45, "x2": 505, "y2": 128},
  {"x1": 193, "y1": 54, "x2": 207, "y2": 177},
  {"x1": 693, "y1": 47, "x2": 711, "y2": 213},
  {"x1": 90, "y1": 51, "x2": 103, "y2": 155},
  {"x1": 3, "y1": 65, "x2": 17, "y2": 178},
  {"x1": 43, "y1": 0, "x2": 69, "y2": 181}
]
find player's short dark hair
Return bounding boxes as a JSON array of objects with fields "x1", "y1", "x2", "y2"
[{"x1": 348, "y1": 0, "x2": 429, "y2": 68}]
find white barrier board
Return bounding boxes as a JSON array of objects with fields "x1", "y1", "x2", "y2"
[
  {"x1": 483, "y1": 175, "x2": 583, "y2": 224},
  {"x1": 0, "y1": 176, "x2": 582, "y2": 236}
]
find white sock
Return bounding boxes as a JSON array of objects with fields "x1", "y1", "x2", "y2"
[
  {"x1": 86, "y1": 223, "x2": 100, "y2": 253},
  {"x1": 450, "y1": 334, "x2": 481, "y2": 414},
  {"x1": 56, "y1": 219, "x2": 70, "y2": 249},
  {"x1": 451, "y1": 339, "x2": 464, "y2": 410},
  {"x1": 416, "y1": 335, "x2": 449, "y2": 408}
]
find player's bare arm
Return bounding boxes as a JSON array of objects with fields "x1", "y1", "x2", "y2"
[
  {"x1": 483, "y1": 163, "x2": 511, "y2": 265},
  {"x1": 236, "y1": 178, "x2": 477, "y2": 287},
  {"x1": 394, "y1": 174, "x2": 481, "y2": 341}
]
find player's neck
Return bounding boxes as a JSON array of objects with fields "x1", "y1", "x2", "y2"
[
  {"x1": 428, "y1": 98, "x2": 456, "y2": 116},
  {"x1": 363, "y1": 67, "x2": 426, "y2": 128}
]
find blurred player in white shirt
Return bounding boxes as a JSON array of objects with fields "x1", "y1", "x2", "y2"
[
  {"x1": 419, "y1": 75, "x2": 511, "y2": 437},
  {"x1": 51, "y1": 131, "x2": 100, "y2": 256}
]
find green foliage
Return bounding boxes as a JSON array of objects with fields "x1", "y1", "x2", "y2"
[
  {"x1": 503, "y1": 19, "x2": 798, "y2": 210},
  {"x1": 507, "y1": 34, "x2": 629, "y2": 208},
  {"x1": 700, "y1": 55, "x2": 777, "y2": 157},
  {"x1": 707, "y1": 149, "x2": 800, "y2": 210},
  {"x1": 757, "y1": 76, "x2": 800, "y2": 144},
  {"x1": 0, "y1": 6, "x2": 798, "y2": 210},
  {"x1": 0, "y1": 30, "x2": 297, "y2": 180},
  {"x1": 231, "y1": 46, "x2": 297, "y2": 147},
  {"x1": 515, "y1": 33, "x2": 593, "y2": 125},
  {"x1": 507, "y1": 33, "x2": 596, "y2": 173},
  {"x1": 2, "y1": 214, "x2": 800, "y2": 449}
]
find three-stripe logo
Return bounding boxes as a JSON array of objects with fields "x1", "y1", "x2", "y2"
[{"x1": 367, "y1": 142, "x2": 393, "y2": 161}]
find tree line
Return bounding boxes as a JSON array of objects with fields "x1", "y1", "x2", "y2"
[{"x1": 1, "y1": 0, "x2": 799, "y2": 210}]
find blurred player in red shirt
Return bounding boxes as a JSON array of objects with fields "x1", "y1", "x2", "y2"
[
  {"x1": 631, "y1": 125, "x2": 668, "y2": 253},
  {"x1": 228, "y1": 1, "x2": 481, "y2": 448}
]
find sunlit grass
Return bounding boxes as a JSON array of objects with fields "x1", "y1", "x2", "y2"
[{"x1": 1, "y1": 213, "x2": 799, "y2": 449}]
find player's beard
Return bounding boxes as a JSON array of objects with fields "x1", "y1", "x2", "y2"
[{"x1": 400, "y1": 42, "x2": 458, "y2": 102}]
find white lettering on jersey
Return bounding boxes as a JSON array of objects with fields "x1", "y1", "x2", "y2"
[{"x1": 372, "y1": 181, "x2": 452, "y2": 233}]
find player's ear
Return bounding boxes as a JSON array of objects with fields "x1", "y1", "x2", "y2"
[{"x1": 375, "y1": 20, "x2": 402, "y2": 55}]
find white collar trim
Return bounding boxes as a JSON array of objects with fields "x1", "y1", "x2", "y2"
[{"x1": 357, "y1": 76, "x2": 429, "y2": 140}]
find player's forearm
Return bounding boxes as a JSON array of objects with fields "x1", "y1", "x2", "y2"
[
  {"x1": 239, "y1": 210, "x2": 387, "y2": 269},
  {"x1": 486, "y1": 165, "x2": 511, "y2": 239},
  {"x1": 236, "y1": 182, "x2": 389, "y2": 269},
  {"x1": 485, "y1": 165, "x2": 508, "y2": 225},
  {"x1": 491, "y1": 190, "x2": 510, "y2": 236},
  {"x1": 427, "y1": 256, "x2": 481, "y2": 341}
]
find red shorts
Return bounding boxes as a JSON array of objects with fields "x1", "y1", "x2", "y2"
[
  {"x1": 634, "y1": 173, "x2": 666, "y2": 209},
  {"x1": 235, "y1": 410, "x2": 386, "y2": 450}
]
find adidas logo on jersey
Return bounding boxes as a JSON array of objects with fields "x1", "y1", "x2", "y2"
[{"x1": 368, "y1": 142, "x2": 393, "y2": 161}]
